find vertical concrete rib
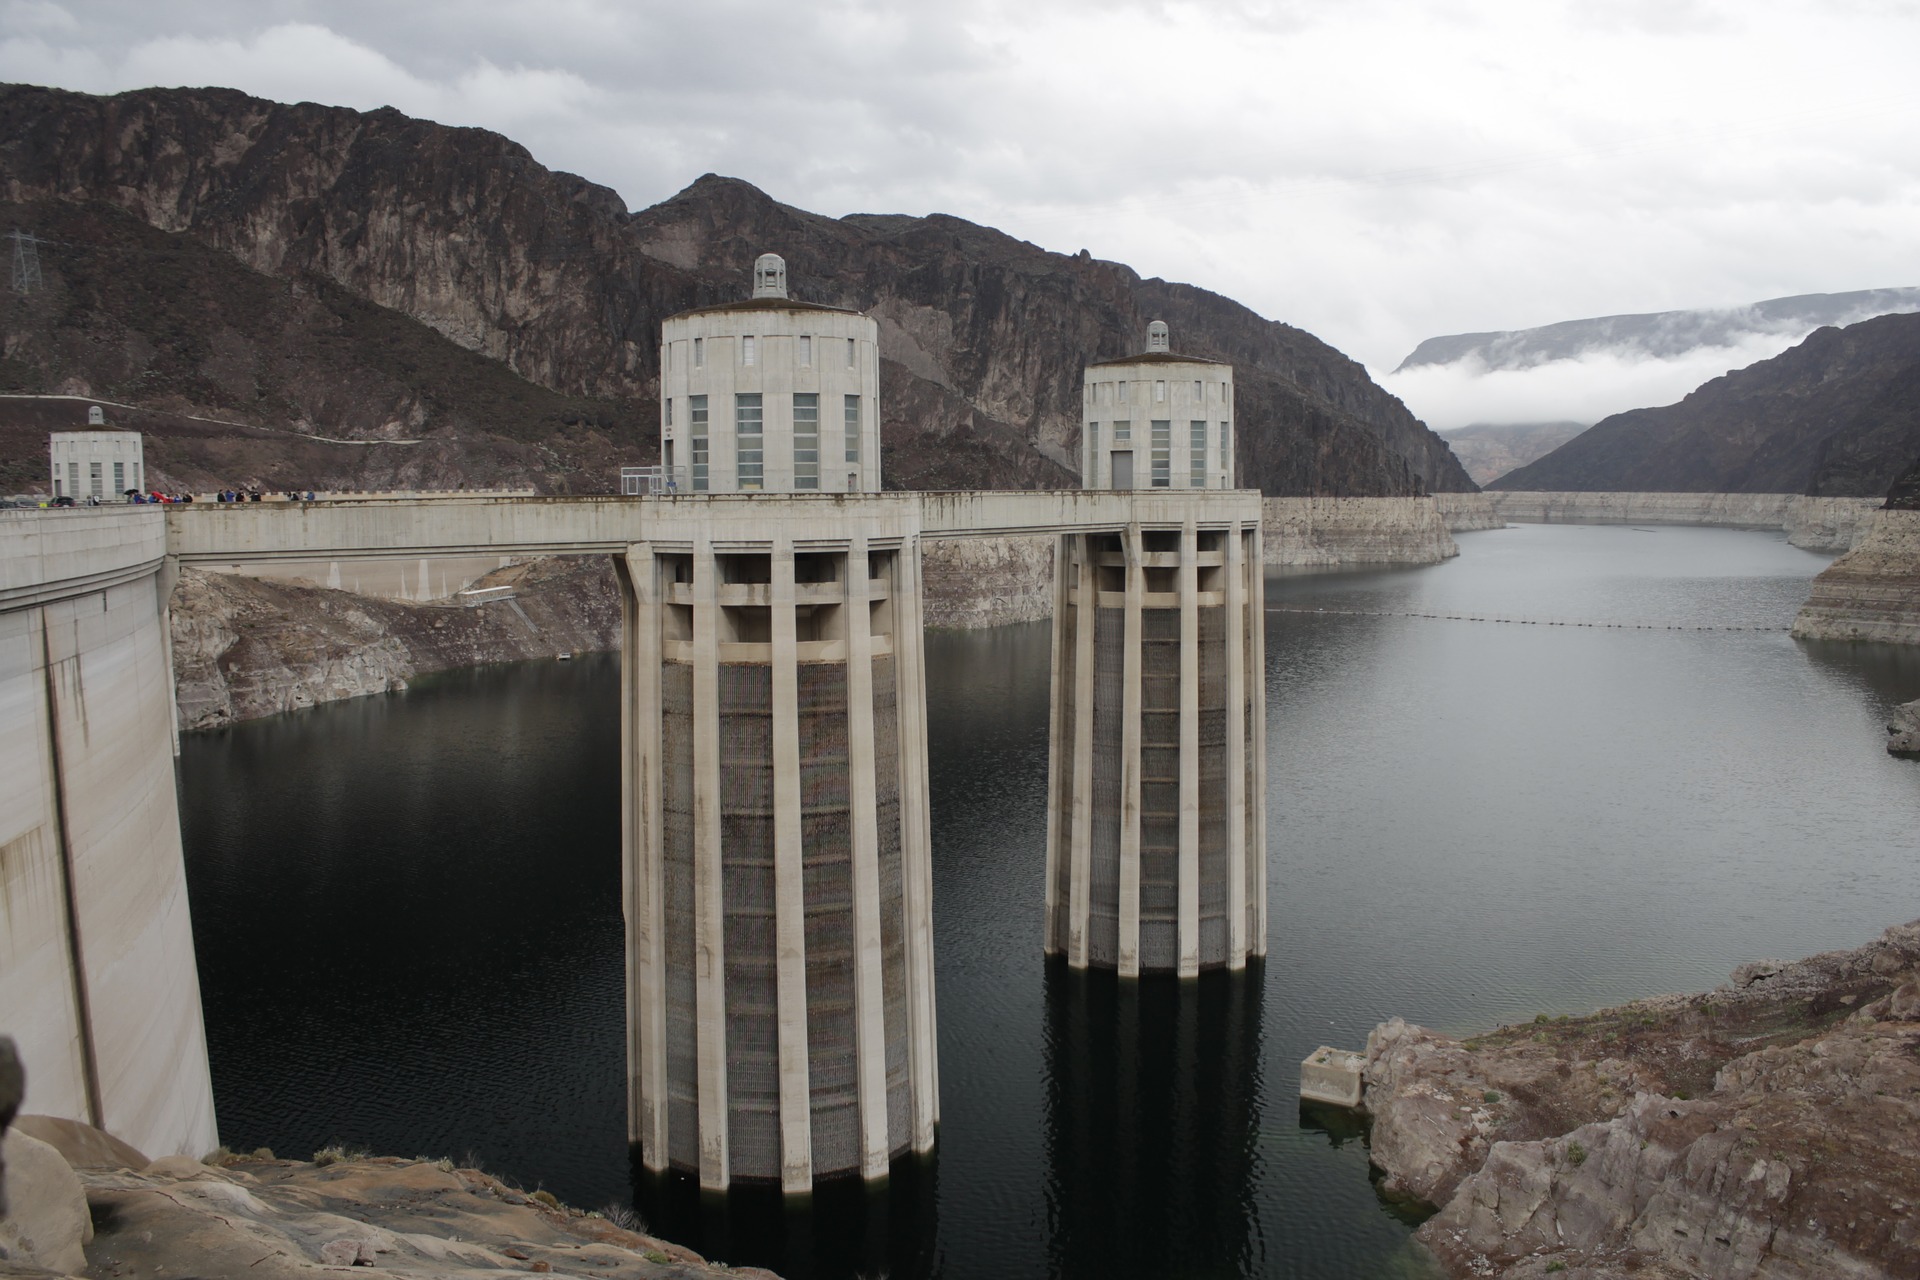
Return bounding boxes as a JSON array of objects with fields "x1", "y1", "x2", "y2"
[
  {"x1": 768, "y1": 537, "x2": 813, "y2": 1191},
  {"x1": 1251, "y1": 523, "x2": 1269, "y2": 955},
  {"x1": 1117, "y1": 522, "x2": 1144, "y2": 978},
  {"x1": 1223, "y1": 523, "x2": 1248, "y2": 970},
  {"x1": 1068, "y1": 535, "x2": 1097, "y2": 968},
  {"x1": 1042, "y1": 539, "x2": 1065, "y2": 947},
  {"x1": 622, "y1": 545, "x2": 670, "y2": 1167},
  {"x1": 894, "y1": 537, "x2": 939, "y2": 1149},
  {"x1": 1043, "y1": 535, "x2": 1069, "y2": 955},
  {"x1": 1176, "y1": 521, "x2": 1201, "y2": 977},
  {"x1": 843, "y1": 534, "x2": 892, "y2": 1179},
  {"x1": 690, "y1": 535, "x2": 730, "y2": 1189}
]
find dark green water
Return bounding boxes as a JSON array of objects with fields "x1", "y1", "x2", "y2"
[{"x1": 178, "y1": 523, "x2": 1920, "y2": 1279}]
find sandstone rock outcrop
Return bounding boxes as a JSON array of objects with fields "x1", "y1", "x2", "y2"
[
  {"x1": 1791, "y1": 509, "x2": 1920, "y2": 644},
  {"x1": 1, "y1": 82, "x2": 1471, "y2": 498},
  {"x1": 0, "y1": 1129, "x2": 91, "y2": 1274},
  {"x1": 920, "y1": 537, "x2": 1055, "y2": 629},
  {"x1": 1889, "y1": 699, "x2": 1920, "y2": 756},
  {"x1": 1364, "y1": 920, "x2": 1920, "y2": 1279},
  {"x1": 169, "y1": 556, "x2": 621, "y2": 729}
]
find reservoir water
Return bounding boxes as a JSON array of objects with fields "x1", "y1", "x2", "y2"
[{"x1": 178, "y1": 523, "x2": 1920, "y2": 1279}]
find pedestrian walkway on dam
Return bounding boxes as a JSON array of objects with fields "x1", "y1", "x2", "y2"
[{"x1": 1268, "y1": 605, "x2": 1788, "y2": 632}]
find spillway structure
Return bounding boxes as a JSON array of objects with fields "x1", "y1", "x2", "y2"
[
  {"x1": 622, "y1": 259, "x2": 937, "y2": 1192},
  {"x1": 1045, "y1": 321, "x2": 1268, "y2": 975}
]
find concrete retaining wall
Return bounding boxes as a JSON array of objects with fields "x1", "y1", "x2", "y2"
[
  {"x1": 1438, "y1": 492, "x2": 1883, "y2": 552},
  {"x1": 0, "y1": 509, "x2": 218, "y2": 1159}
]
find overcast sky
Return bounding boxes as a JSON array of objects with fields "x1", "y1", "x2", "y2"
[{"x1": 6, "y1": 0, "x2": 1919, "y2": 425}]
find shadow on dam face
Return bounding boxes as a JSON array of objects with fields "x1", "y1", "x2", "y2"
[{"x1": 1041, "y1": 957, "x2": 1266, "y2": 1279}]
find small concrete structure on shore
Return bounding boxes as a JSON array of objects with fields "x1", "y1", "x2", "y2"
[{"x1": 1300, "y1": 1046, "x2": 1366, "y2": 1108}]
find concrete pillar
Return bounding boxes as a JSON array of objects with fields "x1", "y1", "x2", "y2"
[
  {"x1": 1250, "y1": 523, "x2": 1268, "y2": 955},
  {"x1": 1117, "y1": 523, "x2": 1144, "y2": 977},
  {"x1": 843, "y1": 534, "x2": 892, "y2": 1181},
  {"x1": 1042, "y1": 505, "x2": 1265, "y2": 975},
  {"x1": 768, "y1": 537, "x2": 814, "y2": 1191},
  {"x1": 690, "y1": 535, "x2": 730, "y2": 1190},
  {"x1": 1224, "y1": 523, "x2": 1248, "y2": 969},
  {"x1": 893, "y1": 540, "x2": 940, "y2": 1148},
  {"x1": 1177, "y1": 521, "x2": 1201, "y2": 978},
  {"x1": 620, "y1": 545, "x2": 670, "y2": 1168},
  {"x1": 1067, "y1": 536, "x2": 1097, "y2": 968},
  {"x1": 622, "y1": 500, "x2": 936, "y2": 1191}
]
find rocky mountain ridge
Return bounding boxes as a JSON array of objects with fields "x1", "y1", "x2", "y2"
[
  {"x1": 1491, "y1": 312, "x2": 1920, "y2": 495},
  {"x1": 0, "y1": 82, "x2": 1471, "y2": 497}
]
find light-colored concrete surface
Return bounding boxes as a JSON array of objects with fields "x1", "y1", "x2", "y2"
[
  {"x1": 1082, "y1": 323, "x2": 1234, "y2": 491},
  {"x1": 50, "y1": 429, "x2": 144, "y2": 502},
  {"x1": 0, "y1": 509, "x2": 217, "y2": 1164},
  {"x1": 1300, "y1": 1046, "x2": 1366, "y2": 1108},
  {"x1": 207, "y1": 555, "x2": 513, "y2": 602}
]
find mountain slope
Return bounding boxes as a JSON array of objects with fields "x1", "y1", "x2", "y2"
[
  {"x1": 0, "y1": 83, "x2": 1470, "y2": 496},
  {"x1": 1490, "y1": 313, "x2": 1920, "y2": 495}
]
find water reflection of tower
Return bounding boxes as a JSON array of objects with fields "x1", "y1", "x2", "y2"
[{"x1": 1043, "y1": 962, "x2": 1266, "y2": 1278}]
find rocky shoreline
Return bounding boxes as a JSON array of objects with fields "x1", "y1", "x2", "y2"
[
  {"x1": 1435, "y1": 491, "x2": 1883, "y2": 552},
  {"x1": 1791, "y1": 509, "x2": 1920, "y2": 645},
  {"x1": 0, "y1": 1104, "x2": 769, "y2": 1279},
  {"x1": 1360, "y1": 921, "x2": 1920, "y2": 1279}
]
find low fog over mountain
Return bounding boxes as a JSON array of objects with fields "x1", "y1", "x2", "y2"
[{"x1": 1382, "y1": 288, "x2": 1920, "y2": 430}]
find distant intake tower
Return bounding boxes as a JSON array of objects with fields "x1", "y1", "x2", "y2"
[
  {"x1": 625, "y1": 258, "x2": 936, "y2": 1193},
  {"x1": 1081, "y1": 320, "x2": 1234, "y2": 491},
  {"x1": 658, "y1": 254, "x2": 882, "y2": 494},
  {"x1": 1045, "y1": 322, "x2": 1266, "y2": 975}
]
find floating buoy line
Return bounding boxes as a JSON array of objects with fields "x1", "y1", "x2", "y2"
[{"x1": 1268, "y1": 605, "x2": 1787, "y2": 632}]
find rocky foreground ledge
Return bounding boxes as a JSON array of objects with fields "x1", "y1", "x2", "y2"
[
  {"x1": 0, "y1": 1118, "x2": 770, "y2": 1280},
  {"x1": 1362, "y1": 920, "x2": 1920, "y2": 1279}
]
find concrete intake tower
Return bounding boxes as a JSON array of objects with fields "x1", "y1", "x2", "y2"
[
  {"x1": 624, "y1": 259, "x2": 937, "y2": 1192},
  {"x1": 1044, "y1": 322, "x2": 1268, "y2": 974}
]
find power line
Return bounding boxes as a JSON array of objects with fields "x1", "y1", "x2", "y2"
[{"x1": 10, "y1": 229, "x2": 48, "y2": 295}]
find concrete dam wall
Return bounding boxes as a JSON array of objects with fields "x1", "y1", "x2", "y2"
[{"x1": 0, "y1": 508, "x2": 218, "y2": 1159}]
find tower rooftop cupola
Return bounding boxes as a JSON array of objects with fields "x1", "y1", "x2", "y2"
[
  {"x1": 1147, "y1": 320, "x2": 1170, "y2": 353},
  {"x1": 753, "y1": 253, "x2": 788, "y2": 300}
]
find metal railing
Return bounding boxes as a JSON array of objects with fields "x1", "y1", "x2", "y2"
[{"x1": 620, "y1": 466, "x2": 689, "y2": 496}]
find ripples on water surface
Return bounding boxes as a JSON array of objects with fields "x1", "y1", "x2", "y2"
[{"x1": 179, "y1": 523, "x2": 1920, "y2": 1279}]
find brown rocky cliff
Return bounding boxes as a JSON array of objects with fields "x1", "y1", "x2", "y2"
[
  {"x1": 1, "y1": 83, "x2": 1471, "y2": 497},
  {"x1": 1363, "y1": 921, "x2": 1920, "y2": 1279}
]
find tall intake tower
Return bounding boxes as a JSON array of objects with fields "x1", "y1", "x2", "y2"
[
  {"x1": 1044, "y1": 322, "x2": 1267, "y2": 975},
  {"x1": 623, "y1": 259, "x2": 936, "y2": 1193}
]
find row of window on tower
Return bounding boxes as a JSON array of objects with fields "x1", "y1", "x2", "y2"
[
  {"x1": 665, "y1": 393, "x2": 863, "y2": 491},
  {"x1": 665, "y1": 334, "x2": 861, "y2": 370},
  {"x1": 1084, "y1": 379, "x2": 1231, "y2": 405},
  {"x1": 1086, "y1": 419, "x2": 1232, "y2": 488}
]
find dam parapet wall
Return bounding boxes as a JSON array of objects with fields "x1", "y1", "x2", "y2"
[{"x1": 0, "y1": 509, "x2": 218, "y2": 1160}]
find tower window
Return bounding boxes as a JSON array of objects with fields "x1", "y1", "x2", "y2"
[
  {"x1": 665, "y1": 398, "x2": 673, "y2": 428},
  {"x1": 799, "y1": 335, "x2": 812, "y2": 366},
  {"x1": 1191, "y1": 420, "x2": 1207, "y2": 487},
  {"x1": 1151, "y1": 420, "x2": 1170, "y2": 487},
  {"x1": 1154, "y1": 380, "x2": 1166, "y2": 403},
  {"x1": 742, "y1": 335, "x2": 757, "y2": 366},
  {"x1": 1113, "y1": 419, "x2": 1131, "y2": 443},
  {"x1": 1088, "y1": 422, "x2": 1100, "y2": 485},
  {"x1": 690, "y1": 395, "x2": 709, "y2": 491},
  {"x1": 694, "y1": 337, "x2": 704, "y2": 367},
  {"x1": 1221, "y1": 421, "x2": 1230, "y2": 473},
  {"x1": 736, "y1": 394, "x2": 763, "y2": 489},
  {"x1": 793, "y1": 393, "x2": 819, "y2": 489},
  {"x1": 1194, "y1": 379, "x2": 1203, "y2": 401},
  {"x1": 844, "y1": 394, "x2": 861, "y2": 465},
  {"x1": 847, "y1": 337, "x2": 856, "y2": 367}
]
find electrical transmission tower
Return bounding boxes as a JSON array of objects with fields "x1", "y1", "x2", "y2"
[{"x1": 10, "y1": 229, "x2": 46, "y2": 294}]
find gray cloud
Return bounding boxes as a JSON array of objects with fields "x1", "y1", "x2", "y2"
[{"x1": 4, "y1": 0, "x2": 1918, "y2": 406}]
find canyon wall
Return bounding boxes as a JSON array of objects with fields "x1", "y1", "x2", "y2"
[
  {"x1": 1790, "y1": 509, "x2": 1920, "y2": 644},
  {"x1": 1261, "y1": 496, "x2": 1459, "y2": 566}
]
